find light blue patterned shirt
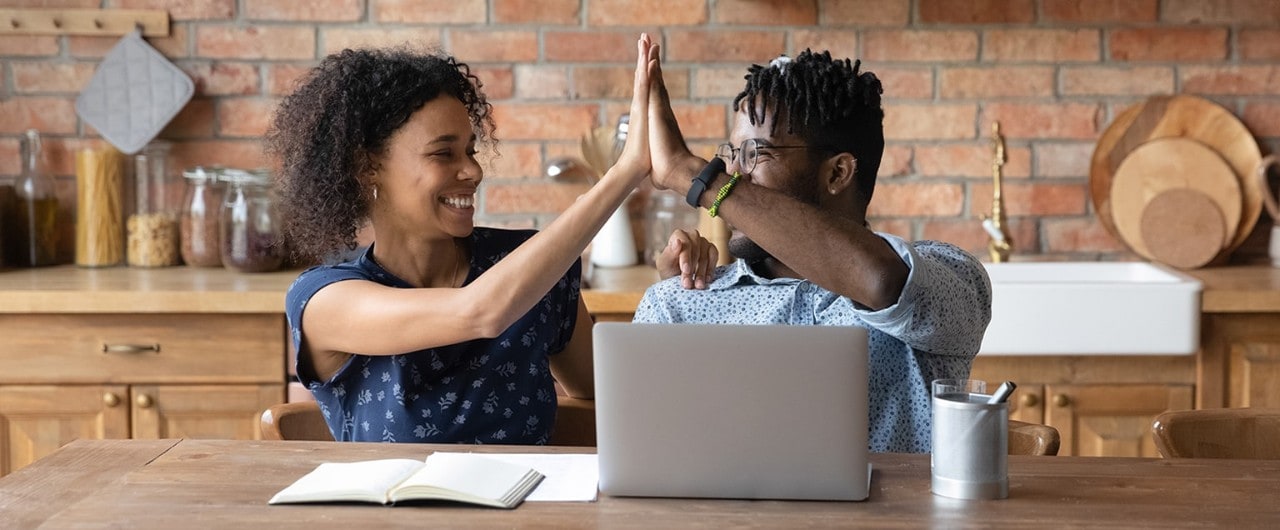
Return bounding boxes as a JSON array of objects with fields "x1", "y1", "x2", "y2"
[{"x1": 633, "y1": 233, "x2": 991, "y2": 453}]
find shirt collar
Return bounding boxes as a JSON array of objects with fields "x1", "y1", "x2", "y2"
[{"x1": 708, "y1": 258, "x2": 806, "y2": 290}]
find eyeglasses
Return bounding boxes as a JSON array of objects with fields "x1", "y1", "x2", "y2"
[{"x1": 715, "y1": 138, "x2": 821, "y2": 174}]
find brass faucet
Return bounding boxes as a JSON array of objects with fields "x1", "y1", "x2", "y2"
[{"x1": 982, "y1": 121, "x2": 1013, "y2": 263}]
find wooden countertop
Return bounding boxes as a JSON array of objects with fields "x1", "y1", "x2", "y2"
[
  {"x1": 0, "y1": 264, "x2": 659, "y2": 315},
  {"x1": 0, "y1": 266, "x2": 296, "y2": 313},
  {"x1": 4, "y1": 438, "x2": 1279, "y2": 528},
  {"x1": 1, "y1": 264, "x2": 1276, "y2": 314},
  {"x1": 1184, "y1": 265, "x2": 1280, "y2": 313}
]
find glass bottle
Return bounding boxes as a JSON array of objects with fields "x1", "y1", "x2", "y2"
[
  {"x1": 12, "y1": 129, "x2": 59, "y2": 267},
  {"x1": 180, "y1": 167, "x2": 224, "y2": 267},
  {"x1": 0, "y1": 181, "x2": 13, "y2": 267},
  {"x1": 127, "y1": 141, "x2": 180, "y2": 267},
  {"x1": 220, "y1": 169, "x2": 283, "y2": 273}
]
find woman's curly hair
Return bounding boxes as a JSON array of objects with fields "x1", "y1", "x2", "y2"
[{"x1": 266, "y1": 47, "x2": 495, "y2": 263}]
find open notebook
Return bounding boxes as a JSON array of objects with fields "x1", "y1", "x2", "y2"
[
  {"x1": 593, "y1": 323, "x2": 871, "y2": 501},
  {"x1": 268, "y1": 452, "x2": 543, "y2": 509}
]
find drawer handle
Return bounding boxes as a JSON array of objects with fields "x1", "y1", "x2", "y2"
[
  {"x1": 103, "y1": 392, "x2": 121, "y2": 407},
  {"x1": 102, "y1": 343, "x2": 161, "y2": 354},
  {"x1": 135, "y1": 394, "x2": 154, "y2": 408},
  {"x1": 1020, "y1": 393, "x2": 1040, "y2": 407}
]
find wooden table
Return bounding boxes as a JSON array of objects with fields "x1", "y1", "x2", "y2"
[{"x1": 2, "y1": 439, "x2": 1277, "y2": 528}]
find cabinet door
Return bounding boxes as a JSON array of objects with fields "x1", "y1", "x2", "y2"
[
  {"x1": 0, "y1": 385, "x2": 130, "y2": 476},
  {"x1": 130, "y1": 385, "x2": 283, "y2": 440},
  {"x1": 1229, "y1": 339, "x2": 1280, "y2": 408},
  {"x1": 1008, "y1": 384, "x2": 1045, "y2": 424},
  {"x1": 1044, "y1": 384, "x2": 1193, "y2": 457}
]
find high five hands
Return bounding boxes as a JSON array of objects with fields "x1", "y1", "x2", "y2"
[{"x1": 637, "y1": 34, "x2": 718, "y2": 289}]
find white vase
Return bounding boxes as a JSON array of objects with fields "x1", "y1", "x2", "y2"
[{"x1": 591, "y1": 205, "x2": 637, "y2": 267}]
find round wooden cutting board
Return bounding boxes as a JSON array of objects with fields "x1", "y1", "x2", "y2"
[
  {"x1": 1109, "y1": 137, "x2": 1241, "y2": 259},
  {"x1": 1089, "y1": 95, "x2": 1262, "y2": 263},
  {"x1": 1139, "y1": 188, "x2": 1226, "y2": 270}
]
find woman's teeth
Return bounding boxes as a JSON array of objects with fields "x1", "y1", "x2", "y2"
[{"x1": 442, "y1": 195, "x2": 474, "y2": 209}]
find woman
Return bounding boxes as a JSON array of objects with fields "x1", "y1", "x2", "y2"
[{"x1": 268, "y1": 36, "x2": 670, "y2": 444}]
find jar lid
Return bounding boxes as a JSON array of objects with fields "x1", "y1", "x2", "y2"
[
  {"x1": 219, "y1": 168, "x2": 270, "y2": 186},
  {"x1": 182, "y1": 166, "x2": 218, "y2": 182}
]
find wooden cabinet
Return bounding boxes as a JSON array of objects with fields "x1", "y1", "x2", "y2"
[
  {"x1": 1198, "y1": 313, "x2": 1280, "y2": 409},
  {"x1": 0, "y1": 314, "x2": 285, "y2": 476},
  {"x1": 972, "y1": 355, "x2": 1195, "y2": 457}
]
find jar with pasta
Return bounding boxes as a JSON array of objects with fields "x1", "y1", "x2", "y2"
[
  {"x1": 75, "y1": 146, "x2": 125, "y2": 267},
  {"x1": 180, "y1": 167, "x2": 223, "y2": 267},
  {"x1": 220, "y1": 169, "x2": 283, "y2": 273},
  {"x1": 127, "y1": 141, "x2": 180, "y2": 267}
]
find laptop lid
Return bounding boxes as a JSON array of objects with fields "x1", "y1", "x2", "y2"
[{"x1": 592, "y1": 322, "x2": 870, "y2": 501}]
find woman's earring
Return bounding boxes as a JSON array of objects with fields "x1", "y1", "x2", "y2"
[{"x1": 372, "y1": 184, "x2": 378, "y2": 201}]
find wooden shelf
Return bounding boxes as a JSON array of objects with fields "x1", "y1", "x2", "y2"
[{"x1": 0, "y1": 8, "x2": 168, "y2": 37}]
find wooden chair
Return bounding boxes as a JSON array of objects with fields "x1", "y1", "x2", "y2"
[
  {"x1": 259, "y1": 398, "x2": 596, "y2": 446},
  {"x1": 1008, "y1": 420, "x2": 1061, "y2": 456},
  {"x1": 260, "y1": 401, "x2": 334, "y2": 441},
  {"x1": 550, "y1": 396, "x2": 596, "y2": 446},
  {"x1": 1152, "y1": 408, "x2": 1280, "y2": 459}
]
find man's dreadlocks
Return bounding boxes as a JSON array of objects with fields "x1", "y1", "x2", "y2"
[{"x1": 732, "y1": 49, "x2": 885, "y2": 201}]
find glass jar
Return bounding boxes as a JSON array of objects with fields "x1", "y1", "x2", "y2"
[
  {"x1": 127, "y1": 141, "x2": 180, "y2": 267},
  {"x1": 180, "y1": 167, "x2": 223, "y2": 267},
  {"x1": 644, "y1": 190, "x2": 700, "y2": 266},
  {"x1": 220, "y1": 169, "x2": 283, "y2": 273}
]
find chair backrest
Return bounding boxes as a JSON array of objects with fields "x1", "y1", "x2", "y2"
[
  {"x1": 550, "y1": 396, "x2": 596, "y2": 446},
  {"x1": 1152, "y1": 408, "x2": 1280, "y2": 459},
  {"x1": 258, "y1": 398, "x2": 597, "y2": 446},
  {"x1": 260, "y1": 401, "x2": 334, "y2": 441},
  {"x1": 1008, "y1": 420, "x2": 1061, "y2": 456}
]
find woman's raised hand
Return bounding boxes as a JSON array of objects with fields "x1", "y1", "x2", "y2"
[{"x1": 610, "y1": 34, "x2": 658, "y2": 186}]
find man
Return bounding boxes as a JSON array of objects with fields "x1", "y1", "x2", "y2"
[{"x1": 639, "y1": 50, "x2": 992, "y2": 453}]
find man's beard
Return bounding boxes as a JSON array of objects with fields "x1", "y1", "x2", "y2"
[{"x1": 728, "y1": 233, "x2": 772, "y2": 264}]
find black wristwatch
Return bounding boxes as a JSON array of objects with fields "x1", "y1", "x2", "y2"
[{"x1": 686, "y1": 157, "x2": 726, "y2": 208}]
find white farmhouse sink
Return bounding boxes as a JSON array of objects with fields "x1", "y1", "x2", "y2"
[{"x1": 979, "y1": 262, "x2": 1202, "y2": 355}]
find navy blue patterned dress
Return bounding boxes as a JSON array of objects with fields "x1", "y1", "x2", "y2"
[
  {"x1": 285, "y1": 228, "x2": 581, "y2": 444},
  {"x1": 634, "y1": 233, "x2": 991, "y2": 453}
]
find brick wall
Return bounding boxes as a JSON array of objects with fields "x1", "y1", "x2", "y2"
[{"x1": 1, "y1": 0, "x2": 1278, "y2": 263}]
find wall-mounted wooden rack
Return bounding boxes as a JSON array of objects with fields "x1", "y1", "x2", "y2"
[{"x1": 0, "y1": 8, "x2": 169, "y2": 38}]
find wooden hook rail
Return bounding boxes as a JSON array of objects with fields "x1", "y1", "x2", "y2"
[{"x1": 0, "y1": 8, "x2": 169, "y2": 37}]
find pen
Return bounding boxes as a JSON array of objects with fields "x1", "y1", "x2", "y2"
[{"x1": 987, "y1": 381, "x2": 1017, "y2": 405}]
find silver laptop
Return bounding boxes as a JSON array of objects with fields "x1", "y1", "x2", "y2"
[{"x1": 593, "y1": 322, "x2": 870, "y2": 501}]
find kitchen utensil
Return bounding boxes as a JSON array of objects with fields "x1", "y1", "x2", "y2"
[
  {"x1": 1258, "y1": 155, "x2": 1279, "y2": 220},
  {"x1": 1090, "y1": 95, "x2": 1262, "y2": 264},
  {"x1": 1108, "y1": 137, "x2": 1242, "y2": 259},
  {"x1": 1258, "y1": 155, "x2": 1280, "y2": 268},
  {"x1": 75, "y1": 29, "x2": 193, "y2": 155},
  {"x1": 544, "y1": 157, "x2": 595, "y2": 184},
  {"x1": 581, "y1": 115, "x2": 637, "y2": 268},
  {"x1": 1139, "y1": 188, "x2": 1226, "y2": 270},
  {"x1": 580, "y1": 125, "x2": 618, "y2": 178}
]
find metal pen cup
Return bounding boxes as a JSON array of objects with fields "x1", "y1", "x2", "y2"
[{"x1": 930, "y1": 379, "x2": 1009, "y2": 500}]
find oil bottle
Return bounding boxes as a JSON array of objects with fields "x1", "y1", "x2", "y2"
[{"x1": 11, "y1": 129, "x2": 59, "y2": 267}]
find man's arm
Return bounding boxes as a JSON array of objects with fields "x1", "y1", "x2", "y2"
[{"x1": 691, "y1": 172, "x2": 908, "y2": 310}]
